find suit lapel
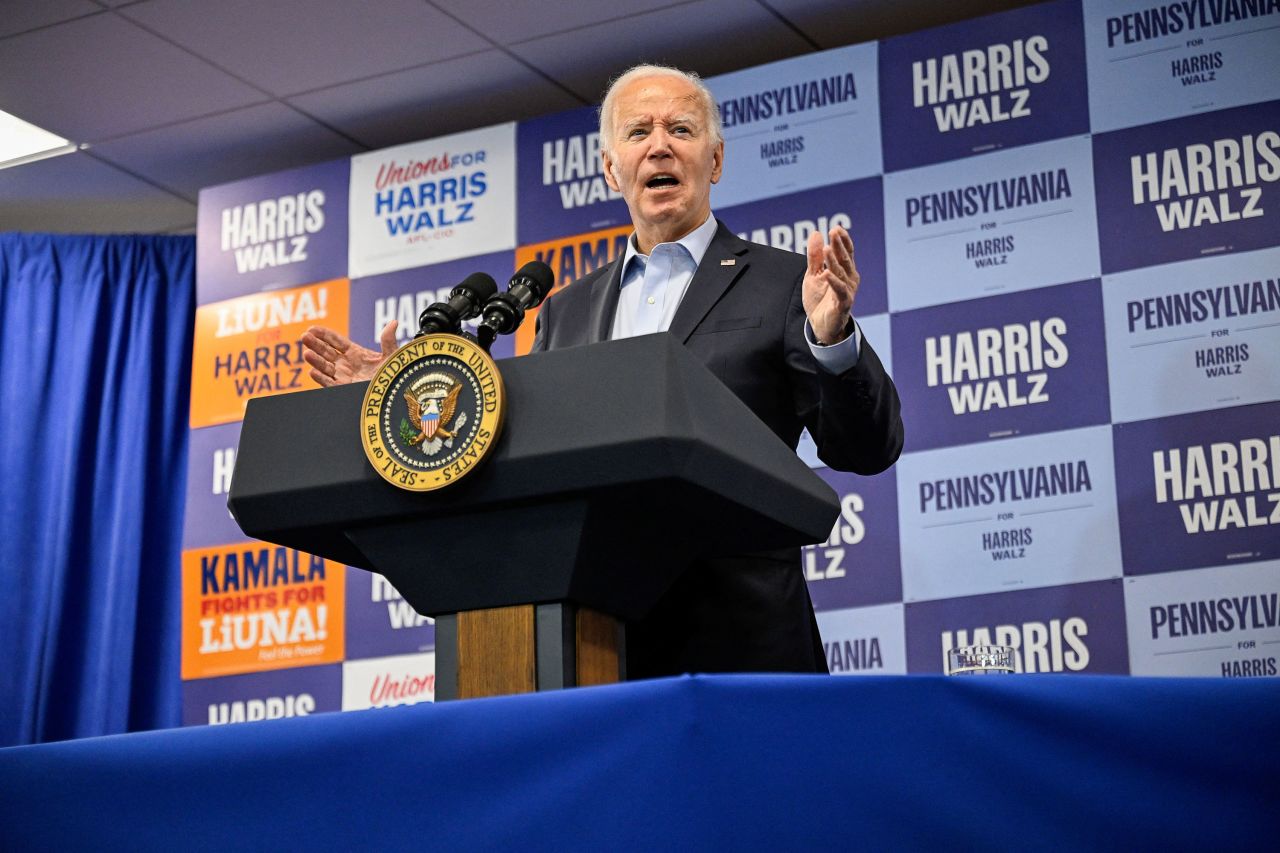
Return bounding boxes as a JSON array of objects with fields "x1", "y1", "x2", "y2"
[
  {"x1": 587, "y1": 254, "x2": 626, "y2": 344},
  {"x1": 667, "y1": 222, "x2": 751, "y2": 344}
]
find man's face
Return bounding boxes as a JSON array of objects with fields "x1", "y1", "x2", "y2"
[{"x1": 602, "y1": 75, "x2": 724, "y2": 251}]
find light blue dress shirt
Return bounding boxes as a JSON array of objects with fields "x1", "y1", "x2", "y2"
[{"x1": 611, "y1": 213, "x2": 862, "y2": 373}]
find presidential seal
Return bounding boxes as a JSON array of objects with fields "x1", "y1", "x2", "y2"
[{"x1": 361, "y1": 333, "x2": 504, "y2": 491}]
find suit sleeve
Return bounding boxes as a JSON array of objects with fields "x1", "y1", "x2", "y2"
[
  {"x1": 784, "y1": 269, "x2": 904, "y2": 475},
  {"x1": 530, "y1": 297, "x2": 551, "y2": 353}
]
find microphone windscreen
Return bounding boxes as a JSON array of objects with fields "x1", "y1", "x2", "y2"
[
  {"x1": 456, "y1": 271, "x2": 499, "y2": 302},
  {"x1": 513, "y1": 261, "x2": 554, "y2": 303}
]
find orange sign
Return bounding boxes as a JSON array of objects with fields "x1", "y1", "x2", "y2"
[
  {"x1": 181, "y1": 542, "x2": 345, "y2": 680},
  {"x1": 513, "y1": 225, "x2": 631, "y2": 355},
  {"x1": 190, "y1": 279, "x2": 349, "y2": 427}
]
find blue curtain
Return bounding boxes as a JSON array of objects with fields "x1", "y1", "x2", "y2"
[{"x1": 0, "y1": 233, "x2": 194, "y2": 746}]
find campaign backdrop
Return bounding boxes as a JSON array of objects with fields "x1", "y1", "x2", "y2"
[{"x1": 186, "y1": 0, "x2": 1280, "y2": 722}]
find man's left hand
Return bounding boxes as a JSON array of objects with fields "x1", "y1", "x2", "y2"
[{"x1": 802, "y1": 225, "x2": 859, "y2": 345}]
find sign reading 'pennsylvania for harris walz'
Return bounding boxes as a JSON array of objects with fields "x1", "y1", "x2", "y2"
[
  {"x1": 515, "y1": 105, "x2": 628, "y2": 246},
  {"x1": 1102, "y1": 247, "x2": 1280, "y2": 424},
  {"x1": 892, "y1": 279, "x2": 1110, "y2": 452},
  {"x1": 708, "y1": 43, "x2": 882, "y2": 209},
  {"x1": 1113, "y1": 401, "x2": 1280, "y2": 575},
  {"x1": 1123, "y1": 560, "x2": 1280, "y2": 678},
  {"x1": 815, "y1": 604, "x2": 907, "y2": 675},
  {"x1": 878, "y1": 0, "x2": 1089, "y2": 172},
  {"x1": 1093, "y1": 99, "x2": 1280, "y2": 273},
  {"x1": 1083, "y1": 0, "x2": 1280, "y2": 133},
  {"x1": 883, "y1": 135, "x2": 1100, "y2": 312},
  {"x1": 717, "y1": 177, "x2": 887, "y2": 316},
  {"x1": 348, "y1": 123, "x2": 515, "y2": 278},
  {"x1": 197, "y1": 160, "x2": 350, "y2": 305},
  {"x1": 895, "y1": 426, "x2": 1122, "y2": 603}
]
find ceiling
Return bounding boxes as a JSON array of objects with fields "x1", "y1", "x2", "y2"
[{"x1": 0, "y1": 0, "x2": 1037, "y2": 235}]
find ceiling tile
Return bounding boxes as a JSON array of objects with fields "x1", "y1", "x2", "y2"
[
  {"x1": 89, "y1": 102, "x2": 364, "y2": 199},
  {"x1": 764, "y1": 0, "x2": 1043, "y2": 48},
  {"x1": 0, "y1": 0, "x2": 102, "y2": 39},
  {"x1": 289, "y1": 50, "x2": 584, "y2": 149},
  {"x1": 121, "y1": 0, "x2": 493, "y2": 97},
  {"x1": 428, "y1": 0, "x2": 686, "y2": 46},
  {"x1": 0, "y1": 14, "x2": 266, "y2": 142},
  {"x1": 509, "y1": 0, "x2": 814, "y2": 101},
  {"x1": 0, "y1": 152, "x2": 195, "y2": 233}
]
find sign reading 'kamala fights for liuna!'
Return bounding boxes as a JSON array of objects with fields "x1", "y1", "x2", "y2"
[
  {"x1": 892, "y1": 279, "x2": 1110, "y2": 452},
  {"x1": 181, "y1": 665, "x2": 342, "y2": 727},
  {"x1": 904, "y1": 579, "x2": 1130, "y2": 674},
  {"x1": 348, "y1": 123, "x2": 516, "y2": 278},
  {"x1": 344, "y1": 570, "x2": 434, "y2": 662},
  {"x1": 883, "y1": 135, "x2": 1100, "y2": 312},
  {"x1": 1123, "y1": 560, "x2": 1280, "y2": 678},
  {"x1": 515, "y1": 105, "x2": 628, "y2": 246},
  {"x1": 895, "y1": 425, "x2": 1122, "y2": 603},
  {"x1": 878, "y1": 0, "x2": 1089, "y2": 172},
  {"x1": 717, "y1": 177, "x2": 887, "y2": 317},
  {"x1": 197, "y1": 161, "x2": 349, "y2": 305},
  {"x1": 1093, "y1": 99, "x2": 1280, "y2": 274},
  {"x1": 190, "y1": 279, "x2": 348, "y2": 429},
  {"x1": 348, "y1": 250, "x2": 517, "y2": 361},
  {"x1": 815, "y1": 604, "x2": 907, "y2": 675},
  {"x1": 181, "y1": 543, "x2": 345, "y2": 680},
  {"x1": 803, "y1": 466, "x2": 900, "y2": 612},
  {"x1": 708, "y1": 43, "x2": 882, "y2": 209},
  {"x1": 1102, "y1": 247, "x2": 1280, "y2": 424},
  {"x1": 1113, "y1": 401, "x2": 1280, "y2": 575},
  {"x1": 1083, "y1": 0, "x2": 1280, "y2": 134}
]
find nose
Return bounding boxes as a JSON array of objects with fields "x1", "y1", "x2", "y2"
[{"x1": 646, "y1": 126, "x2": 674, "y2": 157}]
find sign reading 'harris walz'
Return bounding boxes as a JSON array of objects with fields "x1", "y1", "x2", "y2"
[{"x1": 361, "y1": 334, "x2": 505, "y2": 492}]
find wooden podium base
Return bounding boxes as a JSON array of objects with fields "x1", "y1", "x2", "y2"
[{"x1": 434, "y1": 604, "x2": 622, "y2": 700}]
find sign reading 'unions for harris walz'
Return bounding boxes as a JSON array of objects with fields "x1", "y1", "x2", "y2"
[{"x1": 348, "y1": 123, "x2": 516, "y2": 278}]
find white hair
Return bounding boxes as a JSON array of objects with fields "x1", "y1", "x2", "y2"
[{"x1": 597, "y1": 64, "x2": 723, "y2": 155}]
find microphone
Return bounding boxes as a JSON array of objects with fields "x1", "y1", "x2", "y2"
[
  {"x1": 416, "y1": 272, "x2": 500, "y2": 336},
  {"x1": 477, "y1": 261, "x2": 555, "y2": 348}
]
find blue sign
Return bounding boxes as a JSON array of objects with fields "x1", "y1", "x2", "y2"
[
  {"x1": 879, "y1": 0, "x2": 1090, "y2": 171},
  {"x1": 1093, "y1": 99, "x2": 1280, "y2": 274},
  {"x1": 516, "y1": 105, "x2": 629, "y2": 245},
  {"x1": 197, "y1": 160, "x2": 349, "y2": 305},
  {"x1": 1113, "y1": 401, "x2": 1280, "y2": 575},
  {"x1": 718, "y1": 177, "x2": 887, "y2": 316},
  {"x1": 892, "y1": 279, "x2": 1110, "y2": 452}
]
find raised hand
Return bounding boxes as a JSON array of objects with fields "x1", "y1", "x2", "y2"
[
  {"x1": 301, "y1": 320, "x2": 399, "y2": 387},
  {"x1": 802, "y1": 225, "x2": 859, "y2": 345}
]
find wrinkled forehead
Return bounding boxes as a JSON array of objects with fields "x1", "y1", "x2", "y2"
[{"x1": 612, "y1": 77, "x2": 708, "y2": 130}]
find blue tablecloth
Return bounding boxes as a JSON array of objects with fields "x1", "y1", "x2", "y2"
[{"x1": 2, "y1": 674, "x2": 1277, "y2": 851}]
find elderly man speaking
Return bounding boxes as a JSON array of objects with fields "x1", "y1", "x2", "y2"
[{"x1": 303, "y1": 64, "x2": 903, "y2": 679}]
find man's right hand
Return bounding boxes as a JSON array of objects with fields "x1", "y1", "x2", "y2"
[{"x1": 301, "y1": 321, "x2": 399, "y2": 387}]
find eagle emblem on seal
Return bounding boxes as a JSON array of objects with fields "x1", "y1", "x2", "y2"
[{"x1": 403, "y1": 373, "x2": 468, "y2": 456}]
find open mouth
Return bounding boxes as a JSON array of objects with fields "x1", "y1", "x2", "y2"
[{"x1": 645, "y1": 175, "x2": 679, "y2": 189}]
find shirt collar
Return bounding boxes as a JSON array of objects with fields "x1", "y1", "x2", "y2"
[{"x1": 621, "y1": 212, "x2": 718, "y2": 280}]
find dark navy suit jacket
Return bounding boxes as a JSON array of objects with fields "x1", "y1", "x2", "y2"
[{"x1": 532, "y1": 221, "x2": 904, "y2": 677}]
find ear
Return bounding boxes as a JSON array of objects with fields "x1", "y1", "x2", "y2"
[
  {"x1": 602, "y1": 149, "x2": 621, "y2": 193},
  {"x1": 710, "y1": 140, "x2": 724, "y2": 185}
]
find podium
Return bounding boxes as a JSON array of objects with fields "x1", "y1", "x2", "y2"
[{"x1": 229, "y1": 333, "x2": 839, "y2": 699}]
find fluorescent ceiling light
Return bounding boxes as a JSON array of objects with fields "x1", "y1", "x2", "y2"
[{"x1": 0, "y1": 109, "x2": 79, "y2": 170}]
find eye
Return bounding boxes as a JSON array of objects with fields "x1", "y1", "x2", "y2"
[{"x1": 673, "y1": 125, "x2": 691, "y2": 135}]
